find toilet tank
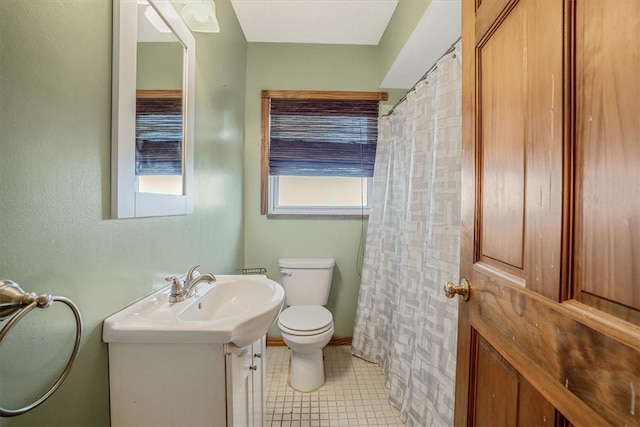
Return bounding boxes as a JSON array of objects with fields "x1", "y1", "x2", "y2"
[{"x1": 279, "y1": 258, "x2": 335, "y2": 306}]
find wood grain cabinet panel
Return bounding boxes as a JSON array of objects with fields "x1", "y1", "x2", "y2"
[
  {"x1": 479, "y1": 1, "x2": 526, "y2": 272},
  {"x1": 575, "y1": 0, "x2": 640, "y2": 315},
  {"x1": 478, "y1": 0, "x2": 563, "y2": 299},
  {"x1": 470, "y1": 334, "x2": 556, "y2": 427}
]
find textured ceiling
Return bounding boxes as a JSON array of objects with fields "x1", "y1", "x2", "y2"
[{"x1": 230, "y1": 0, "x2": 399, "y2": 45}]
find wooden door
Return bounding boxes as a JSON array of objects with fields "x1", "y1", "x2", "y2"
[{"x1": 454, "y1": 0, "x2": 640, "y2": 425}]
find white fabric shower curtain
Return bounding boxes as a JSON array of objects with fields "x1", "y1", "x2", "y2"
[{"x1": 352, "y1": 43, "x2": 462, "y2": 427}]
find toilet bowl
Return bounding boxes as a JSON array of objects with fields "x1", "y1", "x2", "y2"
[
  {"x1": 276, "y1": 257, "x2": 335, "y2": 392},
  {"x1": 278, "y1": 305, "x2": 334, "y2": 392}
]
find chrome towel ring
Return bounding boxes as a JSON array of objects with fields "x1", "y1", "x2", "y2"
[{"x1": 0, "y1": 280, "x2": 82, "y2": 417}]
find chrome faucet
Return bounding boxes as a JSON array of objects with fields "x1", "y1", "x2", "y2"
[
  {"x1": 184, "y1": 265, "x2": 216, "y2": 298},
  {"x1": 167, "y1": 265, "x2": 216, "y2": 303}
]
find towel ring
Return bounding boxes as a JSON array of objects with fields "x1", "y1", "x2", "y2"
[{"x1": 0, "y1": 280, "x2": 83, "y2": 417}]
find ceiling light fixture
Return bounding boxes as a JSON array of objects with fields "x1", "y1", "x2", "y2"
[{"x1": 173, "y1": 0, "x2": 220, "y2": 33}]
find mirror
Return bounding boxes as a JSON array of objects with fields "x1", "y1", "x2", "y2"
[{"x1": 112, "y1": 0, "x2": 195, "y2": 218}]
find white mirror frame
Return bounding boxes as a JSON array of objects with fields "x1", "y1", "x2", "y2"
[{"x1": 111, "y1": 0, "x2": 195, "y2": 218}]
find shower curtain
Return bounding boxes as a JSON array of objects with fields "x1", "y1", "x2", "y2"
[{"x1": 352, "y1": 42, "x2": 462, "y2": 426}]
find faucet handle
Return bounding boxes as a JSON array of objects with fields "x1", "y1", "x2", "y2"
[
  {"x1": 167, "y1": 276, "x2": 185, "y2": 304},
  {"x1": 186, "y1": 265, "x2": 200, "y2": 282}
]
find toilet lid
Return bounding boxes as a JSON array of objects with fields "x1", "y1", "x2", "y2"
[{"x1": 278, "y1": 306, "x2": 333, "y2": 333}]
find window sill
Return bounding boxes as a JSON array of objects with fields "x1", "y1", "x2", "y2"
[{"x1": 266, "y1": 210, "x2": 369, "y2": 219}]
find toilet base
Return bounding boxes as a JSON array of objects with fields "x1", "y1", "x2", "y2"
[{"x1": 289, "y1": 349, "x2": 325, "y2": 392}]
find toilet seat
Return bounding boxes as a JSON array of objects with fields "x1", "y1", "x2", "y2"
[
  {"x1": 278, "y1": 306, "x2": 333, "y2": 336},
  {"x1": 279, "y1": 322, "x2": 333, "y2": 336}
]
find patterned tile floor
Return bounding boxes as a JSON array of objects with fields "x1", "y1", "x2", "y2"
[{"x1": 266, "y1": 345, "x2": 405, "y2": 427}]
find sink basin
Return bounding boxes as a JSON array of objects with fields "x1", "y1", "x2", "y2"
[{"x1": 103, "y1": 275, "x2": 284, "y2": 347}]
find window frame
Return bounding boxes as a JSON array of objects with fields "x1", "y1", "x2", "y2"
[
  {"x1": 260, "y1": 90, "x2": 387, "y2": 216},
  {"x1": 268, "y1": 175, "x2": 374, "y2": 217}
]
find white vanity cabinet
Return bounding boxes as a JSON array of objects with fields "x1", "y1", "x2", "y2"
[
  {"x1": 226, "y1": 336, "x2": 266, "y2": 427},
  {"x1": 103, "y1": 275, "x2": 283, "y2": 426},
  {"x1": 107, "y1": 336, "x2": 266, "y2": 427}
]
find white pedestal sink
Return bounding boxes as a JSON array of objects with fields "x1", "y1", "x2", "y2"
[
  {"x1": 103, "y1": 274, "x2": 284, "y2": 346},
  {"x1": 102, "y1": 275, "x2": 284, "y2": 426}
]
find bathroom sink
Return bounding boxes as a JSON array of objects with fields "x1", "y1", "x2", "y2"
[{"x1": 103, "y1": 275, "x2": 284, "y2": 347}]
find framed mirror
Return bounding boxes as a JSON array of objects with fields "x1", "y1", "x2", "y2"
[{"x1": 112, "y1": 0, "x2": 195, "y2": 218}]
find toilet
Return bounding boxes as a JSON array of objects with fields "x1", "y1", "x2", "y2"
[{"x1": 277, "y1": 257, "x2": 335, "y2": 392}]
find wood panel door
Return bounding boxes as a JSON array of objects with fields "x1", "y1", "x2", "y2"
[{"x1": 453, "y1": 0, "x2": 640, "y2": 425}]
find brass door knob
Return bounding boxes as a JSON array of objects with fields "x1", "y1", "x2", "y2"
[{"x1": 444, "y1": 278, "x2": 470, "y2": 301}]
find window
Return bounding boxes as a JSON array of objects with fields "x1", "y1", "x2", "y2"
[
  {"x1": 135, "y1": 89, "x2": 183, "y2": 195},
  {"x1": 261, "y1": 90, "x2": 387, "y2": 216}
]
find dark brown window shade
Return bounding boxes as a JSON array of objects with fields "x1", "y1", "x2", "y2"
[
  {"x1": 135, "y1": 91, "x2": 183, "y2": 176},
  {"x1": 268, "y1": 98, "x2": 380, "y2": 177}
]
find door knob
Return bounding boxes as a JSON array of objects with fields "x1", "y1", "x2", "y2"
[{"x1": 444, "y1": 278, "x2": 470, "y2": 302}]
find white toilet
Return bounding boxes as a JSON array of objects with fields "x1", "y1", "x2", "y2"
[{"x1": 277, "y1": 257, "x2": 335, "y2": 392}]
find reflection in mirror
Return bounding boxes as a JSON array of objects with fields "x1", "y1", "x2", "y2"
[
  {"x1": 136, "y1": 5, "x2": 184, "y2": 196},
  {"x1": 112, "y1": 0, "x2": 195, "y2": 218},
  {"x1": 136, "y1": 89, "x2": 183, "y2": 195}
]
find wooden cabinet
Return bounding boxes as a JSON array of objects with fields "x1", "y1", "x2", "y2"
[{"x1": 455, "y1": 0, "x2": 640, "y2": 425}]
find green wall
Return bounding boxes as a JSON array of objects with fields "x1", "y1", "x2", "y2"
[
  {"x1": 378, "y1": 0, "x2": 431, "y2": 89},
  {"x1": 243, "y1": 43, "x2": 380, "y2": 338},
  {"x1": 379, "y1": 0, "x2": 432, "y2": 107},
  {"x1": 241, "y1": 1, "x2": 432, "y2": 335},
  {"x1": 136, "y1": 42, "x2": 183, "y2": 89},
  {"x1": 0, "y1": 0, "x2": 246, "y2": 425},
  {"x1": 0, "y1": 0, "x2": 428, "y2": 423}
]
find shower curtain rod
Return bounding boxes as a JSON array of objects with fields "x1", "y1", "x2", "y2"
[{"x1": 383, "y1": 36, "x2": 462, "y2": 117}]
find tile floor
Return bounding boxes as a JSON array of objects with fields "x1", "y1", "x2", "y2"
[{"x1": 265, "y1": 345, "x2": 404, "y2": 427}]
